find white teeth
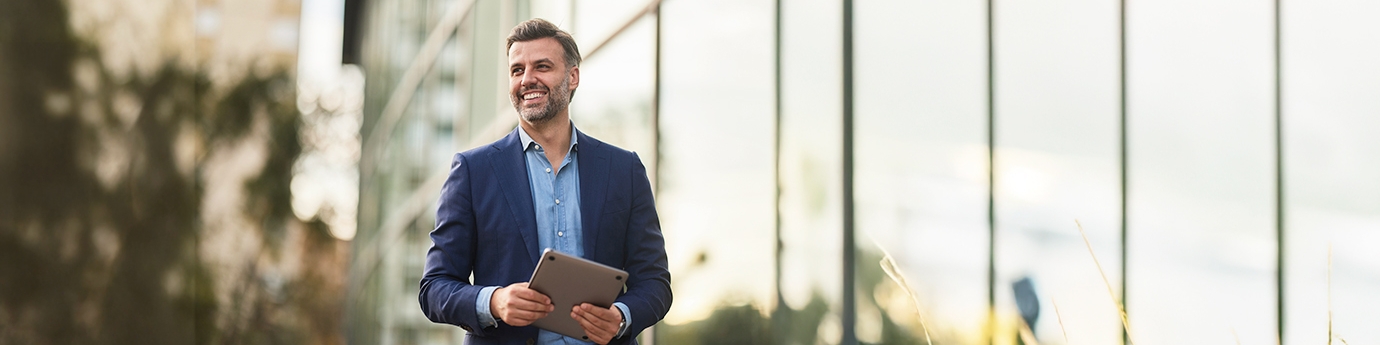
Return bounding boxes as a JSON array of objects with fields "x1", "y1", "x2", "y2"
[{"x1": 523, "y1": 92, "x2": 544, "y2": 100}]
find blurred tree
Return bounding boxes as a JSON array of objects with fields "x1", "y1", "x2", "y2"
[{"x1": 0, "y1": 0, "x2": 345, "y2": 344}]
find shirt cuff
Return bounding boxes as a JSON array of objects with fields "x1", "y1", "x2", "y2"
[
  {"x1": 613, "y1": 302, "x2": 632, "y2": 338},
  {"x1": 476, "y1": 286, "x2": 500, "y2": 329}
]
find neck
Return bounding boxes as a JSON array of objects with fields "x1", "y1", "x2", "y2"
[
  {"x1": 519, "y1": 111, "x2": 572, "y2": 155},
  {"x1": 520, "y1": 112, "x2": 573, "y2": 174}
]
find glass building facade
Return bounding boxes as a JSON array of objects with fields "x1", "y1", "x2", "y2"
[{"x1": 348, "y1": 0, "x2": 1380, "y2": 344}]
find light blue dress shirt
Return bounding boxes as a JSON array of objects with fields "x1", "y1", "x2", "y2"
[{"x1": 475, "y1": 124, "x2": 631, "y2": 344}]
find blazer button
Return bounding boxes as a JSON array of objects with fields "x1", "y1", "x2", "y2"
[{"x1": 526, "y1": 338, "x2": 535, "y2": 345}]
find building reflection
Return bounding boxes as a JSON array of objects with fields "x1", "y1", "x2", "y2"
[
  {"x1": 2, "y1": 0, "x2": 350, "y2": 344},
  {"x1": 349, "y1": 1, "x2": 1380, "y2": 345},
  {"x1": 6, "y1": 0, "x2": 1380, "y2": 344}
]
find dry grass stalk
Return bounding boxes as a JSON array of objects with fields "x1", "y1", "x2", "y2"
[
  {"x1": 1328, "y1": 243, "x2": 1333, "y2": 345},
  {"x1": 874, "y1": 238, "x2": 934, "y2": 345},
  {"x1": 1074, "y1": 220, "x2": 1136, "y2": 345},
  {"x1": 1018, "y1": 321, "x2": 1041, "y2": 345},
  {"x1": 1052, "y1": 298, "x2": 1070, "y2": 344},
  {"x1": 1231, "y1": 327, "x2": 1241, "y2": 345}
]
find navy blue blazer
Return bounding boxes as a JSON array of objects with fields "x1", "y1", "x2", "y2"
[{"x1": 419, "y1": 128, "x2": 672, "y2": 345}]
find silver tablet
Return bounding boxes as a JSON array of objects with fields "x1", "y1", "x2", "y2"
[{"x1": 527, "y1": 248, "x2": 628, "y2": 340}]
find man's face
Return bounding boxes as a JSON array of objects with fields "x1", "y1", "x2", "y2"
[{"x1": 508, "y1": 37, "x2": 579, "y2": 124}]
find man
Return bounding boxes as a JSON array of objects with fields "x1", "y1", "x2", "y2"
[{"x1": 419, "y1": 18, "x2": 672, "y2": 345}]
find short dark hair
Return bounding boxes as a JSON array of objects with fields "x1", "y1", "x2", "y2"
[{"x1": 506, "y1": 18, "x2": 581, "y2": 68}]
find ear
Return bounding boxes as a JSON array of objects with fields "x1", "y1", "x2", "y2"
[{"x1": 567, "y1": 65, "x2": 580, "y2": 91}]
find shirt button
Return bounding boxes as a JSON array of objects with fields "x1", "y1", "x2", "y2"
[
  {"x1": 545, "y1": 168, "x2": 551, "y2": 173},
  {"x1": 558, "y1": 231, "x2": 564, "y2": 237},
  {"x1": 555, "y1": 199, "x2": 560, "y2": 205}
]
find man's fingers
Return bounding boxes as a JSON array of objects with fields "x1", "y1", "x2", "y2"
[
  {"x1": 571, "y1": 304, "x2": 622, "y2": 343},
  {"x1": 505, "y1": 297, "x2": 554, "y2": 314},
  {"x1": 493, "y1": 283, "x2": 553, "y2": 324},
  {"x1": 571, "y1": 309, "x2": 613, "y2": 344},
  {"x1": 498, "y1": 292, "x2": 550, "y2": 326},
  {"x1": 497, "y1": 283, "x2": 552, "y2": 312},
  {"x1": 507, "y1": 284, "x2": 552, "y2": 305},
  {"x1": 503, "y1": 309, "x2": 550, "y2": 326},
  {"x1": 578, "y1": 303, "x2": 619, "y2": 323}
]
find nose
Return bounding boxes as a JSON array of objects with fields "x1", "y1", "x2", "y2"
[{"x1": 520, "y1": 70, "x2": 538, "y2": 88}]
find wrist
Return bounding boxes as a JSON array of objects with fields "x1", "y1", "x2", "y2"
[
  {"x1": 615, "y1": 305, "x2": 626, "y2": 336},
  {"x1": 476, "y1": 286, "x2": 501, "y2": 328},
  {"x1": 490, "y1": 287, "x2": 503, "y2": 319}
]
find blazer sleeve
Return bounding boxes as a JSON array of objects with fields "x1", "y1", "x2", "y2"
[
  {"x1": 419, "y1": 153, "x2": 490, "y2": 336},
  {"x1": 614, "y1": 153, "x2": 673, "y2": 342}
]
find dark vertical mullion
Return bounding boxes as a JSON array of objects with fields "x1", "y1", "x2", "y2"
[
  {"x1": 986, "y1": 0, "x2": 997, "y2": 343},
  {"x1": 842, "y1": 0, "x2": 857, "y2": 344},
  {"x1": 652, "y1": 5, "x2": 662, "y2": 195},
  {"x1": 1274, "y1": 0, "x2": 1285, "y2": 342},
  {"x1": 772, "y1": 0, "x2": 786, "y2": 343},
  {"x1": 650, "y1": 7, "x2": 662, "y2": 345},
  {"x1": 1119, "y1": 0, "x2": 1130, "y2": 344}
]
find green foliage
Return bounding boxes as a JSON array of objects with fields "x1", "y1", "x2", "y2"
[
  {"x1": 856, "y1": 249, "x2": 926, "y2": 345},
  {"x1": 0, "y1": 0, "x2": 333, "y2": 344},
  {"x1": 659, "y1": 304, "x2": 773, "y2": 345}
]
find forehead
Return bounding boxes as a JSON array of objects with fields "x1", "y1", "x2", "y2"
[{"x1": 508, "y1": 37, "x2": 566, "y2": 66}]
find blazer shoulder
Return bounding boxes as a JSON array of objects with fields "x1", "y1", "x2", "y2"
[
  {"x1": 454, "y1": 144, "x2": 492, "y2": 162},
  {"x1": 452, "y1": 128, "x2": 522, "y2": 165},
  {"x1": 579, "y1": 131, "x2": 640, "y2": 162}
]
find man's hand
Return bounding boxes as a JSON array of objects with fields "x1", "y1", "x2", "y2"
[
  {"x1": 490, "y1": 282, "x2": 554, "y2": 327},
  {"x1": 571, "y1": 303, "x2": 623, "y2": 345}
]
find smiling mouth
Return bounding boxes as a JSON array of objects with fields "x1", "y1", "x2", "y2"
[{"x1": 523, "y1": 92, "x2": 545, "y2": 100}]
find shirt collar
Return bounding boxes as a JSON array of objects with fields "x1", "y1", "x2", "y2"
[{"x1": 516, "y1": 122, "x2": 579, "y2": 152}]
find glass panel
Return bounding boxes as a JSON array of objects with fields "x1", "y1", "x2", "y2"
[
  {"x1": 1126, "y1": 0, "x2": 1277, "y2": 343},
  {"x1": 992, "y1": 0, "x2": 1123, "y2": 344},
  {"x1": 856, "y1": 0, "x2": 991, "y2": 343},
  {"x1": 570, "y1": 16, "x2": 657, "y2": 177},
  {"x1": 778, "y1": 0, "x2": 844, "y2": 344},
  {"x1": 1283, "y1": 1, "x2": 1380, "y2": 344},
  {"x1": 528, "y1": 0, "x2": 573, "y2": 27},
  {"x1": 574, "y1": 0, "x2": 651, "y2": 50},
  {"x1": 655, "y1": 0, "x2": 777, "y2": 343}
]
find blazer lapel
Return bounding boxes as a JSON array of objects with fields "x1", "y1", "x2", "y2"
[
  {"x1": 577, "y1": 130, "x2": 609, "y2": 257},
  {"x1": 490, "y1": 129, "x2": 541, "y2": 266}
]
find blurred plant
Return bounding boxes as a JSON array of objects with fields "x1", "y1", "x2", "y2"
[
  {"x1": 876, "y1": 244, "x2": 933, "y2": 345},
  {"x1": 0, "y1": 0, "x2": 345, "y2": 344},
  {"x1": 659, "y1": 303, "x2": 773, "y2": 345},
  {"x1": 1075, "y1": 219, "x2": 1135, "y2": 345},
  {"x1": 855, "y1": 248, "x2": 927, "y2": 344},
  {"x1": 1051, "y1": 298, "x2": 1069, "y2": 343}
]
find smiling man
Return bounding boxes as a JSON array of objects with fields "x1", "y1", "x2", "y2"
[{"x1": 419, "y1": 18, "x2": 672, "y2": 345}]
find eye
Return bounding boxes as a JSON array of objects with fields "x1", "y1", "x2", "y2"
[{"x1": 510, "y1": 67, "x2": 523, "y2": 76}]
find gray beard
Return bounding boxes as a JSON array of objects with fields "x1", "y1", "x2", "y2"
[{"x1": 514, "y1": 77, "x2": 571, "y2": 124}]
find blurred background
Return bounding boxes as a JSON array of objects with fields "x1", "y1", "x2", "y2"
[{"x1": 2, "y1": 0, "x2": 1378, "y2": 344}]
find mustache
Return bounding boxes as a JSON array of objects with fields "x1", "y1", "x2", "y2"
[{"x1": 519, "y1": 84, "x2": 550, "y2": 94}]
